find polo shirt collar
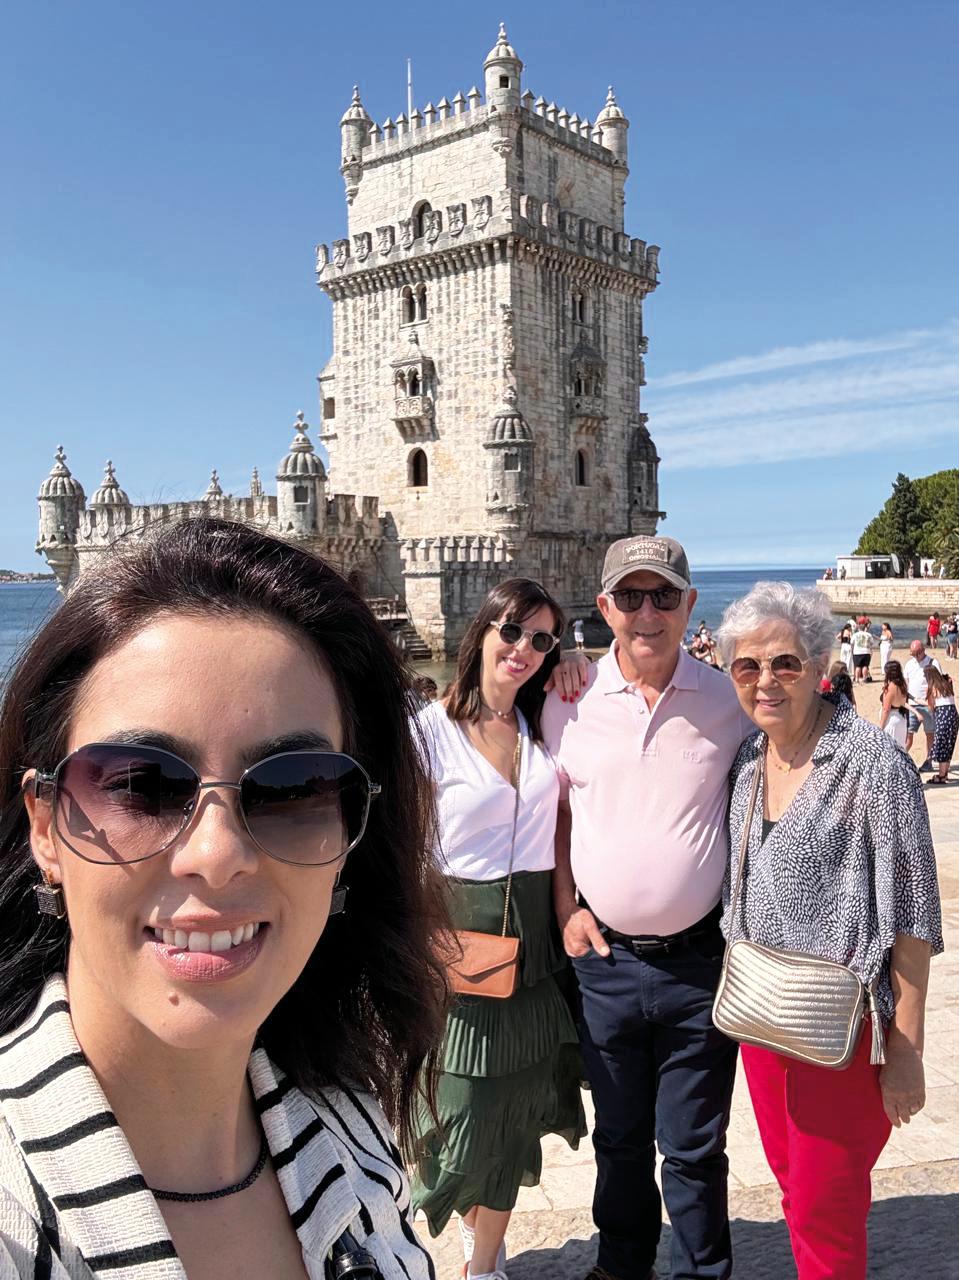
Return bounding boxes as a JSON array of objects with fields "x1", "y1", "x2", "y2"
[{"x1": 598, "y1": 642, "x2": 699, "y2": 694}]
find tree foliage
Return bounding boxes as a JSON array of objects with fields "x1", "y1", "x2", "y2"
[{"x1": 855, "y1": 470, "x2": 959, "y2": 565}]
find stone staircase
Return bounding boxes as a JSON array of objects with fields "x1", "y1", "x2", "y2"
[{"x1": 395, "y1": 622, "x2": 432, "y2": 662}]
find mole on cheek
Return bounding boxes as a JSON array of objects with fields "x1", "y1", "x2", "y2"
[{"x1": 167, "y1": 993, "x2": 179, "y2": 1007}]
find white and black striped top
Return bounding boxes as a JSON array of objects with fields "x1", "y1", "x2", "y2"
[{"x1": 0, "y1": 976, "x2": 434, "y2": 1280}]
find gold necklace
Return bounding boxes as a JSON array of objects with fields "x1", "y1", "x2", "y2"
[{"x1": 766, "y1": 703, "x2": 822, "y2": 774}]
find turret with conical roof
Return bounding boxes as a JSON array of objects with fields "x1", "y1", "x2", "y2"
[
  {"x1": 484, "y1": 387, "x2": 534, "y2": 535},
  {"x1": 340, "y1": 86, "x2": 372, "y2": 204},
  {"x1": 597, "y1": 85, "x2": 629, "y2": 166},
  {"x1": 36, "y1": 446, "x2": 86, "y2": 590},
  {"x1": 90, "y1": 460, "x2": 130, "y2": 507},
  {"x1": 37, "y1": 446, "x2": 85, "y2": 543},
  {"x1": 276, "y1": 412, "x2": 327, "y2": 536},
  {"x1": 484, "y1": 22, "x2": 523, "y2": 112}
]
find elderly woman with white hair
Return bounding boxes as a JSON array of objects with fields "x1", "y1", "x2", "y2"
[{"x1": 714, "y1": 582, "x2": 942, "y2": 1280}]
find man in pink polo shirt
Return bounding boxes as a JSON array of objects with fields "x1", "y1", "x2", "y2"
[{"x1": 543, "y1": 535, "x2": 751, "y2": 1280}]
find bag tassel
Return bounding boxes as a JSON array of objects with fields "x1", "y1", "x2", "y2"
[{"x1": 868, "y1": 988, "x2": 886, "y2": 1066}]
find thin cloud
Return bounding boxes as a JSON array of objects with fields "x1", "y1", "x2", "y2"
[
  {"x1": 653, "y1": 325, "x2": 945, "y2": 389},
  {"x1": 647, "y1": 322, "x2": 959, "y2": 471}
]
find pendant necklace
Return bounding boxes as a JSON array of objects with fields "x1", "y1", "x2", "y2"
[
  {"x1": 767, "y1": 703, "x2": 822, "y2": 774},
  {"x1": 481, "y1": 698, "x2": 515, "y2": 721}
]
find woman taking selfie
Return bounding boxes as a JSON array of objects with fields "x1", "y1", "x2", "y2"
[
  {"x1": 0, "y1": 518, "x2": 446, "y2": 1278},
  {"x1": 412, "y1": 580, "x2": 585, "y2": 1280}
]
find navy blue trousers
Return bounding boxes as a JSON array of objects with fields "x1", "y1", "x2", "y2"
[{"x1": 573, "y1": 923, "x2": 737, "y2": 1279}]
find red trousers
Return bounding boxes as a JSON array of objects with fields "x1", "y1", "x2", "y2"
[{"x1": 741, "y1": 1028, "x2": 892, "y2": 1280}]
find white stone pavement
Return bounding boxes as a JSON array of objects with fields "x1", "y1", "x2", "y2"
[{"x1": 421, "y1": 702, "x2": 959, "y2": 1278}]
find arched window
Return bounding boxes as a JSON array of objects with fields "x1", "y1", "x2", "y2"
[
  {"x1": 293, "y1": 484, "x2": 309, "y2": 505},
  {"x1": 409, "y1": 448, "x2": 429, "y2": 487},
  {"x1": 416, "y1": 284, "x2": 428, "y2": 321},
  {"x1": 401, "y1": 286, "x2": 415, "y2": 325},
  {"x1": 408, "y1": 370, "x2": 421, "y2": 397},
  {"x1": 575, "y1": 450, "x2": 588, "y2": 487},
  {"x1": 574, "y1": 373, "x2": 584, "y2": 396},
  {"x1": 572, "y1": 292, "x2": 587, "y2": 325},
  {"x1": 413, "y1": 201, "x2": 432, "y2": 240}
]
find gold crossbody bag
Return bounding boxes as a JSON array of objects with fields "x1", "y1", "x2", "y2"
[{"x1": 712, "y1": 761, "x2": 886, "y2": 1070}]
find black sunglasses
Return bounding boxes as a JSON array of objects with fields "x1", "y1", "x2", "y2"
[
  {"x1": 32, "y1": 743, "x2": 380, "y2": 867},
  {"x1": 606, "y1": 585, "x2": 685, "y2": 613},
  {"x1": 490, "y1": 619, "x2": 559, "y2": 654}
]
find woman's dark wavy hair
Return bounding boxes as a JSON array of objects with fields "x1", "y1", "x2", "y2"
[
  {"x1": 0, "y1": 518, "x2": 448, "y2": 1153},
  {"x1": 444, "y1": 578, "x2": 565, "y2": 742}
]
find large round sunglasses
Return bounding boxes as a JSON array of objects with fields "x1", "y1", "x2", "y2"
[
  {"x1": 32, "y1": 743, "x2": 381, "y2": 867},
  {"x1": 489, "y1": 619, "x2": 559, "y2": 654},
  {"x1": 728, "y1": 653, "x2": 811, "y2": 687}
]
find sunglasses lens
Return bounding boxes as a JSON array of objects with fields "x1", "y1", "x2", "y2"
[
  {"x1": 497, "y1": 622, "x2": 523, "y2": 645},
  {"x1": 729, "y1": 659, "x2": 761, "y2": 686},
  {"x1": 651, "y1": 587, "x2": 683, "y2": 611},
  {"x1": 55, "y1": 744, "x2": 196, "y2": 864},
  {"x1": 241, "y1": 752, "x2": 370, "y2": 866},
  {"x1": 531, "y1": 631, "x2": 556, "y2": 654},
  {"x1": 771, "y1": 654, "x2": 805, "y2": 682}
]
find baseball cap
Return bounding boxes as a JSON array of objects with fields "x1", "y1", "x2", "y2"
[{"x1": 601, "y1": 536, "x2": 691, "y2": 593}]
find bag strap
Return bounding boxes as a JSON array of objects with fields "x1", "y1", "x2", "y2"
[
  {"x1": 728, "y1": 753, "x2": 762, "y2": 940},
  {"x1": 501, "y1": 730, "x2": 523, "y2": 938}
]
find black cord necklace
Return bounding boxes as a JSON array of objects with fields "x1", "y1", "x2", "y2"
[{"x1": 151, "y1": 1131, "x2": 269, "y2": 1203}]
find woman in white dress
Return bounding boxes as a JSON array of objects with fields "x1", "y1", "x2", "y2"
[
  {"x1": 879, "y1": 658, "x2": 909, "y2": 750},
  {"x1": 838, "y1": 625, "x2": 854, "y2": 675},
  {"x1": 879, "y1": 622, "x2": 894, "y2": 673}
]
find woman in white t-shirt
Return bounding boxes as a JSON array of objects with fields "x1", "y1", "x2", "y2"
[{"x1": 412, "y1": 579, "x2": 586, "y2": 1280}]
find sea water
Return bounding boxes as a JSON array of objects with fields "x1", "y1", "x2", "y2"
[{"x1": 0, "y1": 569, "x2": 937, "y2": 688}]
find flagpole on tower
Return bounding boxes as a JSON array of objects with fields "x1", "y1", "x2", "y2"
[{"x1": 407, "y1": 58, "x2": 413, "y2": 120}]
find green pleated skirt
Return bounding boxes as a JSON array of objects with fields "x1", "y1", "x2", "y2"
[{"x1": 412, "y1": 870, "x2": 586, "y2": 1237}]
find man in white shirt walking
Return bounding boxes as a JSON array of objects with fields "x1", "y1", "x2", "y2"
[{"x1": 904, "y1": 639, "x2": 941, "y2": 768}]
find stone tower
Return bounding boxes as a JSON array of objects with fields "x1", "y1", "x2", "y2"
[{"x1": 315, "y1": 25, "x2": 663, "y2": 654}]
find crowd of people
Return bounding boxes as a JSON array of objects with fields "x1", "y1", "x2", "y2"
[{"x1": 0, "y1": 518, "x2": 945, "y2": 1280}]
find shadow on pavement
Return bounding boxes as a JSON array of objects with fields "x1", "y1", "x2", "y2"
[{"x1": 501, "y1": 1192, "x2": 959, "y2": 1278}]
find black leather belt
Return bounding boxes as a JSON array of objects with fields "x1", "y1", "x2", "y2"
[{"x1": 590, "y1": 902, "x2": 722, "y2": 956}]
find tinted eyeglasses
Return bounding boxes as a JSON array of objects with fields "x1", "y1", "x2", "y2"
[
  {"x1": 490, "y1": 619, "x2": 559, "y2": 654},
  {"x1": 728, "y1": 654, "x2": 811, "y2": 687},
  {"x1": 32, "y1": 743, "x2": 380, "y2": 867},
  {"x1": 606, "y1": 585, "x2": 684, "y2": 613}
]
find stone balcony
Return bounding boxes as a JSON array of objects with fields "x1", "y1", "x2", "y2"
[
  {"x1": 571, "y1": 395, "x2": 606, "y2": 434},
  {"x1": 392, "y1": 395, "x2": 435, "y2": 441}
]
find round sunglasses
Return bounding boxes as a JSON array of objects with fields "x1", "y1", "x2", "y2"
[
  {"x1": 728, "y1": 653, "x2": 811, "y2": 687},
  {"x1": 489, "y1": 619, "x2": 559, "y2": 654},
  {"x1": 32, "y1": 743, "x2": 381, "y2": 867}
]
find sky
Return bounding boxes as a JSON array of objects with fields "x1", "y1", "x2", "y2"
[{"x1": 2, "y1": 1, "x2": 957, "y2": 573}]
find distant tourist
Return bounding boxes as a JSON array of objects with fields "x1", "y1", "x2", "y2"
[
  {"x1": 572, "y1": 617, "x2": 585, "y2": 651},
  {"x1": 907, "y1": 562, "x2": 915, "y2": 578},
  {"x1": 880, "y1": 660, "x2": 910, "y2": 750},
  {"x1": 822, "y1": 566, "x2": 833, "y2": 580},
  {"x1": 851, "y1": 616, "x2": 875, "y2": 683},
  {"x1": 412, "y1": 579, "x2": 586, "y2": 1280},
  {"x1": 412, "y1": 673, "x2": 438, "y2": 704},
  {"x1": 544, "y1": 536, "x2": 751, "y2": 1280},
  {"x1": 716, "y1": 582, "x2": 942, "y2": 1280},
  {"x1": 839, "y1": 564, "x2": 847, "y2": 580},
  {"x1": 0, "y1": 518, "x2": 445, "y2": 1279},
  {"x1": 946, "y1": 613, "x2": 959, "y2": 659},
  {"x1": 927, "y1": 611, "x2": 941, "y2": 649},
  {"x1": 831, "y1": 668, "x2": 856, "y2": 707},
  {"x1": 838, "y1": 624, "x2": 854, "y2": 674},
  {"x1": 879, "y1": 621, "x2": 894, "y2": 672},
  {"x1": 925, "y1": 667, "x2": 957, "y2": 785},
  {"x1": 904, "y1": 639, "x2": 942, "y2": 769}
]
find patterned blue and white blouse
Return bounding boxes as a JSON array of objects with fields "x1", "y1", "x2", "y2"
[{"x1": 721, "y1": 694, "x2": 943, "y2": 1022}]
